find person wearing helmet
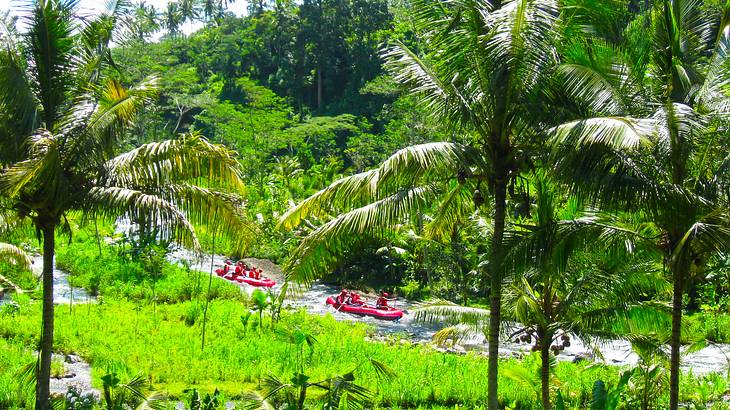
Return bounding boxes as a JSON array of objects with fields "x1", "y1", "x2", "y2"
[
  {"x1": 350, "y1": 291, "x2": 364, "y2": 305},
  {"x1": 376, "y1": 292, "x2": 390, "y2": 309},
  {"x1": 336, "y1": 290, "x2": 348, "y2": 304}
]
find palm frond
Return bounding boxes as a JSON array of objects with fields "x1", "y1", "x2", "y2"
[
  {"x1": 0, "y1": 48, "x2": 38, "y2": 136},
  {"x1": 697, "y1": 17, "x2": 730, "y2": 114},
  {"x1": 153, "y1": 183, "x2": 255, "y2": 255},
  {"x1": 260, "y1": 373, "x2": 294, "y2": 402},
  {"x1": 431, "y1": 324, "x2": 483, "y2": 346},
  {"x1": 551, "y1": 116, "x2": 655, "y2": 150},
  {"x1": 501, "y1": 363, "x2": 540, "y2": 399},
  {"x1": 425, "y1": 181, "x2": 476, "y2": 243},
  {"x1": 106, "y1": 132, "x2": 243, "y2": 190},
  {"x1": 0, "y1": 242, "x2": 32, "y2": 270},
  {"x1": 412, "y1": 299, "x2": 490, "y2": 329},
  {"x1": 279, "y1": 142, "x2": 480, "y2": 232},
  {"x1": 25, "y1": 0, "x2": 78, "y2": 130},
  {"x1": 0, "y1": 130, "x2": 62, "y2": 199},
  {"x1": 376, "y1": 142, "x2": 484, "y2": 191},
  {"x1": 382, "y1": 40, "x2": 471, "y2": 124},
  {"x1": 86, "y1": 76, "x2": 159, "y2": 147},
  {"x1": 86, "y1": 186, "x2": 199, "y2": 250},
  {"x1": 60, "y1": 76, "x2": 158, "y2": 165},
  {"x1": 237, "y1": 391, "x2": 275, "y2": 410},
  {"x1": 672, "y1": 209, "x2": 730, "y2": 261},
  {"x1": 365, "y1": 358, "x2": 397, "y2": 381},
  {"x1": 278, "y1": 169, "x2": 378, "y2": 231},
  {"x1": 284, "y1": 185, "x2": 437, "y2": 284}
]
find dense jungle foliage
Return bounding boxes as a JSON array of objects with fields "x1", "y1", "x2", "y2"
[{"x1": 0, "y1": 0, "x2": 729, "y2": 409}]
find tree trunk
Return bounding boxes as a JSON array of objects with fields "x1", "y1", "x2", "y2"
[
  {"x1": 35, "y1": 223, "x2": 56, "y2": 410},
  {"x1": 541, "y1": 336, "x2": 552, "y2": 410},
  {"x1": 487, "y1": 181, "x2": 507, "y2": 410},
  {"x1": 317, "y1": 68, "x2": 322, "y2": 111},
  {"x1": 669, "y1": 258, "x2": 685, "y2": 410}
]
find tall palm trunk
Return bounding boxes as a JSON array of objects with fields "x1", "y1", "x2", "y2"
[
  {"x1": 488, "y1": 181, "x2": 507, "y2": 410},
  {"x1": 36, "y1": 223, "x2": 55, "y2": 410},
  {"x1": 669, "y1": 256, "x2": 685, "y2": 409},
  {"x1": 540, "y1": 334, "x2": 552, "y2": 410}
]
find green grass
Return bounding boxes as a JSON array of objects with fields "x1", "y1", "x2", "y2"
[
  {"x1": 0, "y1": 331, "x2": 35, "y2": 409},
  {"x1": 3, "y1": 231, "x2": 730, "y2": 409},
  {"x1": 54, "y1": 235, "x2": 244, "y2": 304},
  {"x1": 0, "y1": 297, "x2": 621, "y2": 409},
  {"x1": 683, "y1": 313, "x2": 730, "y2": 344}
]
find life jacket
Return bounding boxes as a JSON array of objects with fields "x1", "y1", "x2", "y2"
[{"x1": 235, "y1": 266, "x2": 242, "y2": 275}]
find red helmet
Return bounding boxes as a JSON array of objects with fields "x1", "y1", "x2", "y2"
[{"x1": 382, "y1": 292, "x2": 389, "y2": 297}]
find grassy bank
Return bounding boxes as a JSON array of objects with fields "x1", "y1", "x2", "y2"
[
  {"x1": 53, "y1": 232, "x2": 244, "y2": 304},
  {"x1": 2, "y1": 294, "x2": 730, "y2": 408},
  {"x1": 0, "y1": 296, "x2": 621, "y2": 409},
  {"x1": 3, "y1": 232, "x2": 730, "y2": 408}
]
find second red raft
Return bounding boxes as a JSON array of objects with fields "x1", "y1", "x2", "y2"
[{"x1": 325, "y1": 296, "x2": 404, "y2": 321}]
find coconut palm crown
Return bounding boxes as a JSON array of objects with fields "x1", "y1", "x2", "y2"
[
  {"x1": 550, "y1": 0, "x2": 730, "y2": 407},
  {"x1": 279, "y1": 1, "x2": 564, "y2": 408},
  {"x1": 0, "y1": 1, "x2": 252, "y2": 409}
]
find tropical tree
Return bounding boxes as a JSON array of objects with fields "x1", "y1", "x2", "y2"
[
  {"x1": 179, "y1": 0, "x2": 201, "y2": 32},
  {"x1": 551, "y1": 1, "x2": 730, "y2": 407},
  {"x1": 0, "y1": 2, "x2": 252, "y2": 408},
  {"x1": 279, "y1": 1, "x2": 562, "y2": 407},
  {"x1": 504, "y1": 176, "x2": 668, "y2": 409},
  {"x1": 414, "y1": 175, "x2": 668, "y2": 409},
  {"x1": 163, "y1": 1, "x2": 183, "y2": 36},
  {"x1": 125, "y1": 1, "x2": 160, "y2": 42},
  {"x1": 202, "y1": 0, "x2": 220, "y2": 22}
]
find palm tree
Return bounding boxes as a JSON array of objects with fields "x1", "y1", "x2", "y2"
[
  {"x1": 179, "y1": 0, "x2": 200, "y2": 33},
  {"x1": 124, "y1": 1, "x2": 160, "y2": 42},
  {"x1": 202, "y1": 0, "x2": 218, "y2": 22},
  {"x1": 163, "y1": 1, "x2": 182, "y2": 37},
  {"x1": 551, "y1": 1, "x2": 730, "y2": 407},
  {"x1": 279, "y1": 1, "x2": 561, "y2": 407},
  {"x1": 0, "y1": 2, "x2": 252, "y2": 408},
  {"x1": 504, "y1": 176, "x2": 668, "y2": 409},
  {"x1": 414, "y1": 175, "x2": 668, "y2": 409}
]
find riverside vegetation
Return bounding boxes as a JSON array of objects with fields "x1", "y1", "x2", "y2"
[{"x1": 0, "y1": 0, "x2": 729, "y2": 409}]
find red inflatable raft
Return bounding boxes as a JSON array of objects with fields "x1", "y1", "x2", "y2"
[
  {"x1": 236, "y1": 276, "x2": 276, "y2": 288},
  {"x1": 325, "y1": 296, "x2": 404, "y2": 321},
  {"x1": 216, "y1": 269, "x2": 276, "y2": 288}
]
